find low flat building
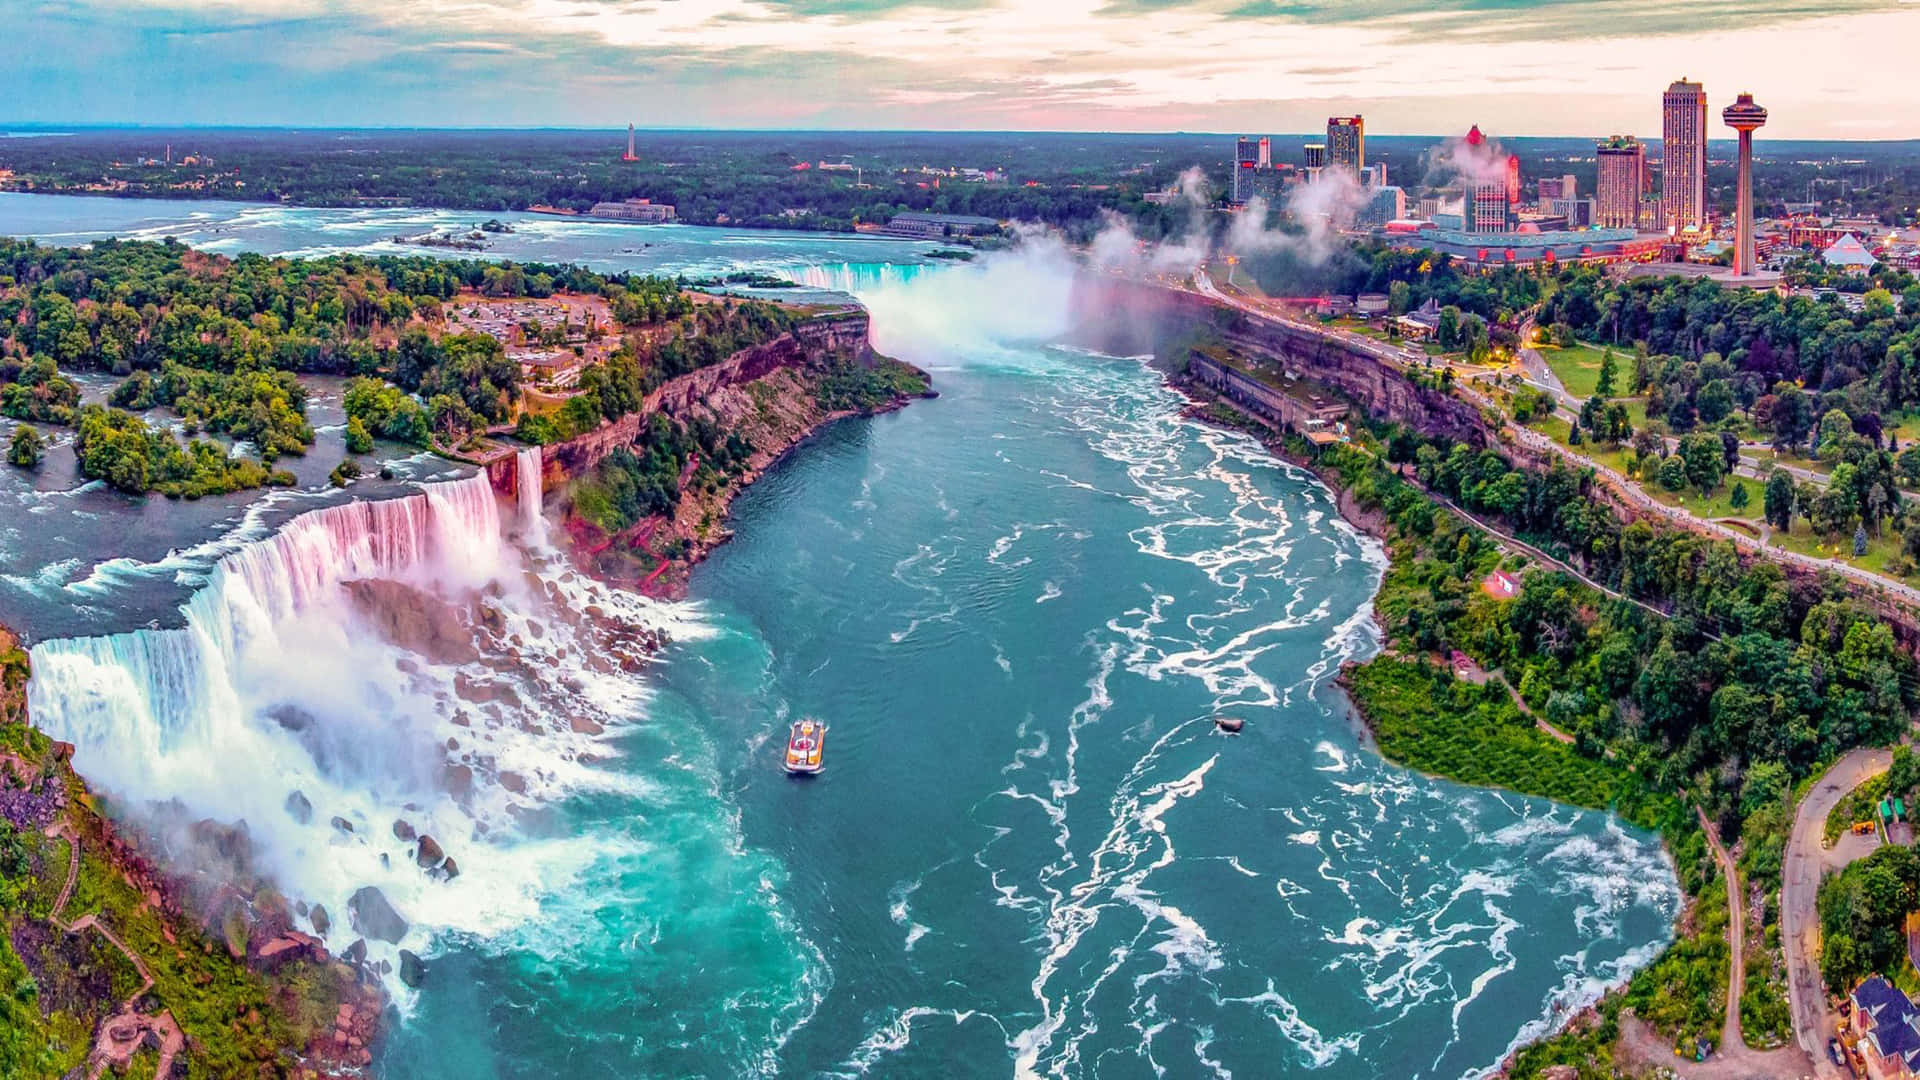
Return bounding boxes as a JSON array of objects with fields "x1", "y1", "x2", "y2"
[
  {"x1": 1188, "y1": 350, "x2": 1349, "y2": 439},
  {"x1": 586, "y1": 198, "x2": 677, "y2": 223},
  {"x1": 883, "y1": 212, "x2": 1001, "y2": 239},
  {"x1": 1396, "y1": 298, "x2": 1443, "y2": 341},
  {"x1": 1389, "y1": 226, "x2": 1661, "y2": 268},
  {"x1": 517, "y1": 350, "x2": 586, "y2": 388}
]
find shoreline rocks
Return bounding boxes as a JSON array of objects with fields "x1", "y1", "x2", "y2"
[{"x1": 347, "y1": 886, "x2": 408, "y2": 945}]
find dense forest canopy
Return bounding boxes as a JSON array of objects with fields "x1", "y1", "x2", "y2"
[{"x1": 0, "y1": 236, "x2": 800, "y2": 493}]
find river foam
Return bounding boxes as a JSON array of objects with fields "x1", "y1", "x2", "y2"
[{"x1": 25, "y1": 470, "x2": 722, "y2": 995}]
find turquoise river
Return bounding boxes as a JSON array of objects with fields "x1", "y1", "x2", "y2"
[{"x1": 0, "y1": 195, "x2": 1680, "y2": 1079}]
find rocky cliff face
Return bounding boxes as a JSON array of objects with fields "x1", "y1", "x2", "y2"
[
  {"x1": 488, "y1": 306, "x2": 926, "y2": 598},
  {"x1": 487, "y1": 309, "x2": 874, "y2": 499},
  {"x1": 1216, "y1": 319, "x2": 1487, "y2": 447},
  {"x1": 1065, "y1": 277, "x2": 1485, "y2": 446}
]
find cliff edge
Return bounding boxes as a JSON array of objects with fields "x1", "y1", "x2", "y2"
[{"x1": 492, "y1": 307, "x2": 932, "y2": 598}]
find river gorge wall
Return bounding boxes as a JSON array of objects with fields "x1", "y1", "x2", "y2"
[
  {"x1": 481, "y1": 304, "x2": 929, "y2": 597},
  {"x1": 1065, "y1": 276, "x2": 1486, "y2": 446},
  {"x1": 485, "y1": 308, "x2": 874, "y2": 499},
  {"x1": 1085, "y1": 275, "x2": 1920, "y2": 656}
]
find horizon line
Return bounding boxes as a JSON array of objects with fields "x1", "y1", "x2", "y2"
[{"x1": 2, "y1": 122, "x2": 1918, "y2": 146}]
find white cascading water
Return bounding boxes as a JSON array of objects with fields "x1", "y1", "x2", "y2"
[
  {"x1": 784, "y1": 246, "x2": 1079, "y2": 360},
  {"x1": 782, "y1": 261, "x2": 925, "y2": 295},
  {"x1": 26, "y1": 471, "x2": 703, "y2": 991},
  {"x1": 516, "y1": 445, "x2": 547, "y2": 548}
]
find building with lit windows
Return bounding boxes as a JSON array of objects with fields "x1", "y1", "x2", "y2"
[
  {"x1": 1662, "y1": 79, "x2": 1709, "y2": 236},
  {"x1": 1233, "y1": 137, "x2": 1261, "y2": 205},
  {"x1": 1595, "y1": 135, "x2": 1648, "y2": 229},
  {"x1": 1326, "y1": 117, "x2": 1364, "y2": 173}
]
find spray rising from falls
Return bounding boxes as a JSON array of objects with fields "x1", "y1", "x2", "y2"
[
  {"x1": 781, "y1": 237, "x2": 1086, "y2": 364},
  {"x1": 26, "y1": 470, "x2": 700, "y2": 988}
]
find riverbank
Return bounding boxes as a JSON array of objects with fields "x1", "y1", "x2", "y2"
[
  {"x1": 478, "y1": 301, "x2": 932, "y2": 600},
  {"x1": 564, "y1": 354, "x2": 934, "y2": 599},
  {"x1": 1164, "y1": 370, "x2": 1722, "y2": 1075}
]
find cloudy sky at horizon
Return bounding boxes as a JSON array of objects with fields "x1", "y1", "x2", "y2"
[{"x1": 6, "y1": 0, "x2": 1919, "y2": 139}]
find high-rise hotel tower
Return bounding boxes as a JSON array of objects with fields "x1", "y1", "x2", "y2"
[
  {"x1": 1595, "y1": 135, "x2": 1647, "y2": 229},
  {"x1": 1326, "y1": 116, "x2": 1364, "y2": 173},
  {"x1": 1662, "y1": 79, "x2": 1708, "y2": 236}
]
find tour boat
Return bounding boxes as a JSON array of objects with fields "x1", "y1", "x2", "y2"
[{"x1": 783, "y1": 719, "x2": 827, "y2": 776}]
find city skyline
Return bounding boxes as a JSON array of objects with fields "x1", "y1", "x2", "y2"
[{"x1": 5, "y1": 0, "x2": 1917, "y2": 139}]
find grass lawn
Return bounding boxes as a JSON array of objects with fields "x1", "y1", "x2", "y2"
[
  {"x1": 1766, "y1": 521, "x2": 1905, "y2": 574},
  {"x1": 1216, "y1": 263, "x2": 1268, "y2": 298},
  {"x1": 1648, "y1": 482, "x2": 1765, "y2": 523},
  {"x1": 1331, "y1": 317, "x2": 1395, "y2": 343},
  {"x1": 1884, "y1": 412, "x2": 1920, "y2": 445},
  {"x1": 1535, "y1": 417, "x2": 1633, "y2": 473},
  {"x1": 1825, "y1": 773, "x2": 1889, "y2": 844},
  {"x1": 1537, "y1": 342, "x2": 1620, "y2": 399}
]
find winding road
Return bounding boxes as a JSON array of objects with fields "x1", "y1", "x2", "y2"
[{"x1": 1784, "y1": 748, "x2": 1892, "y2": 1077}]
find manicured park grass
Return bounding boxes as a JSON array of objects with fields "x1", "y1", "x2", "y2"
[
  {"x1": 1537, "y1": 341, "x2": 1619, "y2": 399},
  {"x1": 1648, "y1": 482, "x2": 1764, "y2": 524}
]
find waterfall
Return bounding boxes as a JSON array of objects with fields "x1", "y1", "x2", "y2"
[
  {"x1": 782, "y1": 261, "x2": 928, "y2": 295},
  {"x1": 24, "y1": 470, "x2": 694, "y2": 986},
  {"x1": 516, "y1": 445, "x2": 547, "y2": 548},
  {"x1": 783, "y1": 246, "x2": 1078, "y2": 358}
]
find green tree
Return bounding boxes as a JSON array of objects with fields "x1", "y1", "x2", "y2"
[
  {"x1": 1818, "y1": 409, "x2": 1855, "y2": 463},
  {"x1": 1741, "y1": 760, "x2": 1790, "y2": 817},
  {"x1": 1678, "y1": 431, "x2": 1724, "y2": 495},
  {"x1": 7, "y1": 425, "x2": 43, "y2": 468},
  {"x1": 1596, "y1": 349, "x2": 1617, "y2": 397},
  {"x1": 344, "y1": 416, "x2": 374, "y2": 455},
  {"x1": 1772, "y1": 384, "x2": 1813, "y2": 451},
  {"x1": 1697, "y1": 380, "x2": 1734, "y2": 426},
  {"x1": 1729, "y1": 480, "x2": 1749, "y2": 511},
  {"x1": 1764, "y1": 471, "x2": 1795, "y2": 531},
  {"x1": 1388, "y1": 280, "x2": 1411, "y2": 315},
  {"x1": 1658, "y1": 455, "x2": 1687, "y2": 491},
  {"x1": 329, "y1": 459, "x2": 362, "y2": 488},
  {"x1": 1889, "y1": 746, "x2": 1920, "y2": 801},
  {"x1": 1435, "y1": 306, "x2": 1461, "y2": 351}
]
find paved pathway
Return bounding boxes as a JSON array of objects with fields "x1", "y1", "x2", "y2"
[
  {"x1": 44, "y1": 823, "x2": 155, "y2": 1006},
  {"x1": 1700, "y1": 808, "x2": 1750, "y2": 1056},
  {"x1": 1783, "y1": 748, "x2": 1892, "y2": 1077}
]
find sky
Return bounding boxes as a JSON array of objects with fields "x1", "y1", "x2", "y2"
[{"x1": 5, "y1": 0, "x2": 1918, "y2": 139}]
